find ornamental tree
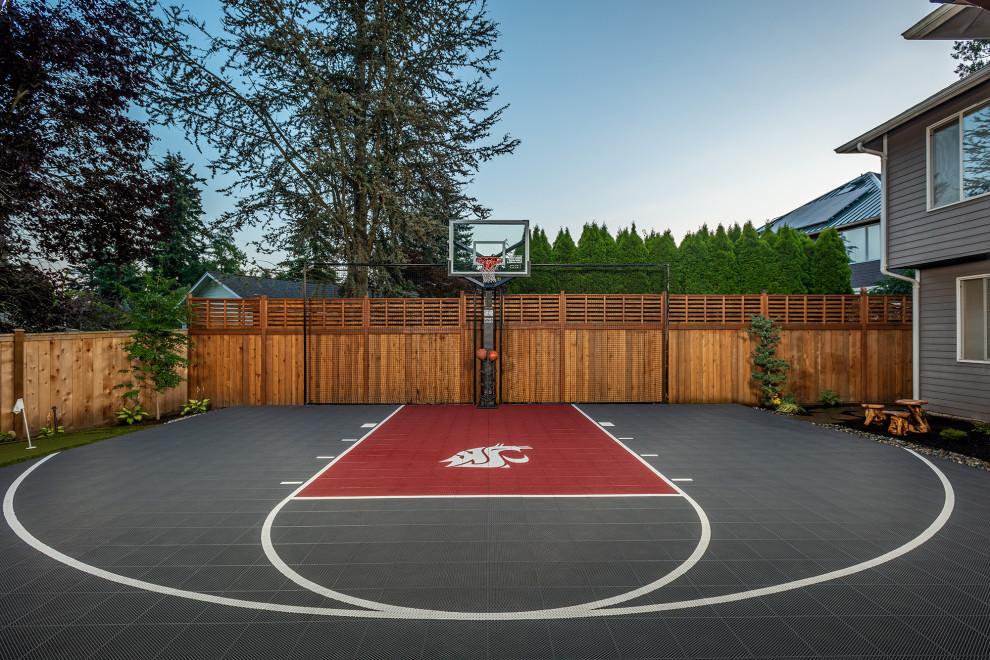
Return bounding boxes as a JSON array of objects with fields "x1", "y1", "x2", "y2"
[{"x1": 116, "y1": 274, "x2": 190, "y2": 420}]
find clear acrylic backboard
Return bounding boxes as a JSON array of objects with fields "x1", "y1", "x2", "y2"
[{"x1": 448, "y1": 219, "x2": 530, "y2": 279}]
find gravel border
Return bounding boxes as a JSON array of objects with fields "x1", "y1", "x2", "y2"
[{"x1": 758, "y1": 408, "x2": 990, "y2": 472}]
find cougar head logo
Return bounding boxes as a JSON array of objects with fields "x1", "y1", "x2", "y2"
[{"x1": 441, "y1": 444, "x2": 532, "y2": 469}]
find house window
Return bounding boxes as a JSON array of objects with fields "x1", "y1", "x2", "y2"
[
  {"x1": 839, "y1": 223, "x2": 881, "y2": 263},
  {"x1": 929, "y1": 101, "x2": 990, "y2": 208},
  {"x1": 958, "y1": 275, "x2": 990, "y2": 362}
]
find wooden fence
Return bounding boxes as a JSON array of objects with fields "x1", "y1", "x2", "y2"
[
  {"x1": 0, "y1": 294, "x2": 912, "y2": 436},
  {"x1": 187, "y1": 292, "x2": 912, "y2": 407},
  {"x1": 0, "y1": 330, "x2": 188, "y2": 436}
]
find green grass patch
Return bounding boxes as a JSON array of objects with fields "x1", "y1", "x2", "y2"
[{"x1": 0, "y1": 424, "x2": 159, "y2": 469}]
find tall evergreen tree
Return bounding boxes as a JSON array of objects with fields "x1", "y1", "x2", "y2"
[
  {"x1": 645, "y1": 229, "x2": 679, "y2": 294},
  {"x1": 809, "y1": 228, "x2": 853, "y2": 294},
  {"x1": 600, "y1": 223, "x2": 618, "y2": 264},
  {"x1": 797, "y1": 232, "x2": 817, "y2": 293},
  {"x1": 709, "y1": 225, "x2": 739, "y2": 294},
  {"x1": 615, "y1": 225, "x2": 650, "y2": 293},
  {"x1": 144, "y1": 0, "x2": 519, "y2": 296},
  {"x1": 770, "y1": 227, "x2": 808, "y2": 294},
  {"x1": 576, "y1": 222, "x2": 608, "y2": 293},
  {"x1": 527, "y1": 227, "x2": 555, "y2": 293},
  {"x1": 727, "y1": 223, "x2": 742, "y2": 243},
  {"x1": 149, "y1": 153, "x2": 211, "y2": 287},
  {"x1": 761, "y1": 226, "x2": 778, "y2": 248},
  {"x1": 552, "y1": 228, "x2": 578, "y2": 292},
  {"x1": 679, "y1": 231, "x2": 714, "y2": 294},
  {"x1": 733, "y1": 223, "x2": 773, "y2": 294}
]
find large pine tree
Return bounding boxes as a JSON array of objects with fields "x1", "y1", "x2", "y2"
[{"x1": 144, "y1": 0, "x2": 518, "y2": 296}]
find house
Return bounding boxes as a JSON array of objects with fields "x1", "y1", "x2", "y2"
[
  {"x1": 188, "y1": 271, "x2": 341, "y2": 299},
  {"x1": 902, "y1": 0, "x2": 990, "y2": 41},
  {"x1": 835, "y1": 64, "x2": 990, "y2": 422},
  {"x1": 762, "y1": 172, "x2": 885, "y2": 290}
]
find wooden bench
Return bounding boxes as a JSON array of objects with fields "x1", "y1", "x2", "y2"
[
  {"x1": 895, "y1": 399, "x2": 930, "y2": 434},
  {"x1": 861, "y1": 404, "x2": 887, "y2": 427},
  {"x1": 883, "y1": 410, "x2": 911, "y2": 437}
]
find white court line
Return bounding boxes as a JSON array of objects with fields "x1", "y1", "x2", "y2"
[
  {"x1": 598, "y1": 421, "x2": 614, "y2": 427},
  {"x1": 672, "y1": 478, "x2": 693, "y2": 482},
  {"x1": 280, "y1": 481, "x2": 303, "y2": 485},
  {"x1": 341, "y1": 439, "x2": 357, "y2": 442},
  {"x1": 640, "y1": 454, "x2": 658, "y2": 457},
  {"x1": 4, "y1": 413, "x2": 955, "y2": 621},
  {"x1": 619, "y1": 437, "x2": 634, "y2": 440},
  {"x1": 316, "y1": 456, "x2": 335, "y2": 459},
  {"x1": 361, "y1": 423, "x2": 377, "y2": 428}
]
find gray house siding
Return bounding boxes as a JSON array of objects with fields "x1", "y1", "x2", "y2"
[
  {"x1": 885, "y1": 81, "x2": 990, "y2": 269},
  {"x1": 918, "y1": 257, "x2": 990, "y2": 421}
]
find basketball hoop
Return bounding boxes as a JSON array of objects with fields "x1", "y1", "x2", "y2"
[{"x1": 474, "y1": 256, "x2": 504, "y2": 285}]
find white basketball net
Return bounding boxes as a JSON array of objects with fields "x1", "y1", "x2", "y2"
[{"x1": 474, "y1": 256, "x2": 504, "y2": 284}]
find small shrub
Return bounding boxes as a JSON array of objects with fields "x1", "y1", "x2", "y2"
[
  {"x1": 777, "y1": 401, "x2": 808, "y2": 415},
  {"x1": 0, "y1": 431, "x2": 15, "y2": 443},
  {"x1": 972, "y1": 422, "x2": 990, "y2": 436},
  {"x1": 116, "y1": 405, "x2": 150, "y2": 425},
  {"x1": 817, "y1": 389, "x2": 843, "y2": 406},
  {"x1": 776, "y1": 393, "x2": 807, "y2": 415},
  {"x1": 940, "y1": 428, "x2": 969, "y2": 441},
  {"x1": 37, "y1": 426, "x2": 65, "y2": 439},
  {"x1": 180, "y1": 398, "x2": 210, "y2": 416}
]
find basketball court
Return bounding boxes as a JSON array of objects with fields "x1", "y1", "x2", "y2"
[
  {"x1": 3, "y1": 222, "x2": 988, "y2": 657},
  {"x1": 3, "y1": 403, "x2": 990, "y2": 658}
]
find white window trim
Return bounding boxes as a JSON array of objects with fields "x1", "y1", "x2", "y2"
[
  {"x1": 956, "y1": 274, "x2": 990, "y2": 364},
  {"x1": 927, "y1": 99, "x2": 990, "y2": 211}
]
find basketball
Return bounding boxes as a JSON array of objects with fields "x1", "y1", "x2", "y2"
[
  {"x1": 487, "y1": 350, "x2": 498, "y2": 361},
  {"x1": 476, "y1": 348, "x2": 488, "y2": 360}
]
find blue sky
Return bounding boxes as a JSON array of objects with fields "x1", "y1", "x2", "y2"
[{"x1": 153, "y1": 0, "x2": 959, "y2": 260}]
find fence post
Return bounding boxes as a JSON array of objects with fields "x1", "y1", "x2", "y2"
[
  {"x1": 259, "y1": 296, "x2": 268, "y2": 405},
  {"x1": 12, "y1": 329, "x2": 24, "y2": 433},
  {"x1": 760, "y1": 291, "x2": 768, "y2": 317},
  {"x1": 860, "y1": 291, "x2": 869, "y2": 402},
  {"x1": 363, "y1": 294, "x2": 370, "y2": 404},
  {"x1": 559, "y1": 291, "x2": 567, "y2": 400},
  {"x1": 459, "y1": 291, "x2": 467, "y2": 401}
]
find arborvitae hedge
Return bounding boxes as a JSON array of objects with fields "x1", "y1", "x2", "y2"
[{"x1": 505, "y1": 221, "x2": 852, "y2": 295}]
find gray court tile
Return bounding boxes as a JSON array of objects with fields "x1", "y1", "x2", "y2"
[{"x1": 2, "y1": 403, "x2": 990, "y2": 658}]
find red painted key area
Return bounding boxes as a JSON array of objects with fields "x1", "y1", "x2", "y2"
[{"x1": 296, "y1": 404, "x2": 678, "y2": 498}]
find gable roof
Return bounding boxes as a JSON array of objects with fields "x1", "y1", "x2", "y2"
[
  {"x1": 763, "y1": 173, "x2": 881, "y2": 234},
  {"x1": 189, "y1": 272, "x2": 341, "y2": 298},
  {"x1": 903, "y1": 1, "x2": 990, "y2": 40}
]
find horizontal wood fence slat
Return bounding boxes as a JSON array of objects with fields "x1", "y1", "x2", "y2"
[
  {"x1": 0, "y1": 330, "x2": 188, "y2": 436},
  {"x1": 187, "y1": 293, "x2": 912, "y2": 407}
]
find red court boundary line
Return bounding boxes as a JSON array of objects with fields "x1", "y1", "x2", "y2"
[{"x1": 291, "y1": 404, "x2": 685, "y2": 500}]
